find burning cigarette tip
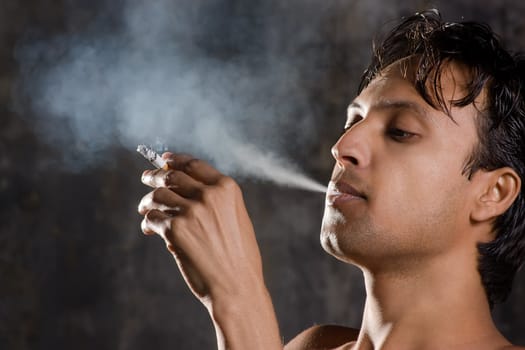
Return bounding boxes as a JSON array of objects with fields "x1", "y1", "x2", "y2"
[{"x1": 137, "y1": 144, "x2": 168, "y2": 169}]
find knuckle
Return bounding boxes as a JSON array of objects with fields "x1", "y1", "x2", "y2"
[
  {"x1": 199, "y1": 176, "x2": 239, "y2": 203},
  {"x1": 141, "y1": 170, "x2": 150, "y2": 182},
  {"x1": 163, "y1": 170, "x2": 176, "y2": 187},
  {"x1": 183, "y1": 158, "x2": 201, "y2": 173},
  {"x1": 142, "y1": 169, "x2": 157, "y2": 185},
  {"x1": 140, "y1": 217, "x2": 148, "y2": 230},
  {"x1": 138, "y1": 202, "x2": 146, "y2": 215},
  {"x1": 138, "y1": 197, "x2": 147, "y2": 214},
  {"x1": 203, "y1": 185, "x2": 227, "y2": 203},
  {"x1": 218, "y1": 176, "x2": 239, "y2": 191},
  {"x1": 201, "y1": 188, "x2": 215, "y2": 202},
  {"x1": 138, "y1": 193, "x2": 154, "y2": 214},
  {"x1": 150, "y1": 168, "x2": 162, "y2": 178}
]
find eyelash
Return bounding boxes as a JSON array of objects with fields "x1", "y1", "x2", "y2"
[
  {"x1": 340, "y1": 124, "x2": 415, "y2": 141},
  {"x1": 341, "y1": 113, "x2": 417, "y2": 142},
  {"x1": 387, "y1": 128, "x2": 416, "y2": 141}
]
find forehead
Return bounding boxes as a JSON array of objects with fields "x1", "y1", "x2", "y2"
[
  {"x1": 358, "y1": 57, "x2": 483, "y2": 111},
  {"x1": 355, "y1": 59, "x2": 481, "y2": 116}
]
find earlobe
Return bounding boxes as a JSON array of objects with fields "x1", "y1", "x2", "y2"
[{"x1": 470, "y1": 167, "x2": 521, "y2": 223}]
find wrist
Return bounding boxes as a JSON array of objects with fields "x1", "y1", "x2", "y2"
[{"x1": 207, "y1": 284, "x2": 282, "y2": 350}]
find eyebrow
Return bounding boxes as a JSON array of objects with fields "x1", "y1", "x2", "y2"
[{"x1": 348, "y1": 100, "x2": 430, "y2": 120}]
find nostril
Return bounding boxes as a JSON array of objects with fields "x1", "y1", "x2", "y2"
[{"x1": 345, "y1": 156, "x2": 359, "y2": 166}]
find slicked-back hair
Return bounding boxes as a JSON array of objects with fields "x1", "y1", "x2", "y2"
[{"x1": 358, "y1": 10, "x2": 525, "y2": 308}]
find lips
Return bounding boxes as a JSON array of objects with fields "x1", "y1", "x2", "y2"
[{"x1": 326, "y1": 180, "x2": 367, "y2": 206}]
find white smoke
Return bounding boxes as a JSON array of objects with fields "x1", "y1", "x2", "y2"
[{"x1": 14, "y1": 0, "x2": 332, "y2": 192}]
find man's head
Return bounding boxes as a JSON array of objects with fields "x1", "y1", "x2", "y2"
[{"x1": 321, "y1": 10, "x2": 525, "y2": 308}]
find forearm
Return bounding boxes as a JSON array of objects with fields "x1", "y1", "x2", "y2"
[{"x1": 208, "y1": 284, "x2": 283, "y2": 350}]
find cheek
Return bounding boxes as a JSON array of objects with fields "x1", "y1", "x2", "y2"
[{"x1": 371, "y1": 166, "x2": 466, "y2": 244}]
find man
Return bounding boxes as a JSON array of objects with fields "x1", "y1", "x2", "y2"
[{"x1": 138, "y1": 10, "x2": 525, "y2": 349}]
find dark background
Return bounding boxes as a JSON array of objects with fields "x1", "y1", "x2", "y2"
[{"x1": 1, "y1": 0, "x2": 524, "y2": 349}]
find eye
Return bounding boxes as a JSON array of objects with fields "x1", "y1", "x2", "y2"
[{"x1": 387, "y1": 128, "x2": 416, "y2": 141}]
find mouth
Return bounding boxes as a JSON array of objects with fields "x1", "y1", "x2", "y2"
[{"x1": 326, "y1": 181, "x2": 367, "y2": 206}]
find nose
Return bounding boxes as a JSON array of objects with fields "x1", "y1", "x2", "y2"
[{"x1": 331, "y1": 122, "x2": 370, "y2": 168}]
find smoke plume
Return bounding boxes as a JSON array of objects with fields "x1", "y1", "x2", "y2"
[{"x1": 13, "y1": 0, "x2": 342, "y2": 191}]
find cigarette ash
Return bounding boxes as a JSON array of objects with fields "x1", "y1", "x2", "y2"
[{"x1": 136, "y1": 144, "x2": 167, "y2": 169}]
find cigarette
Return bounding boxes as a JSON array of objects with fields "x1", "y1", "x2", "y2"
[{"x1": 137, "y1": 144, "x2": 168, "y2": 169}]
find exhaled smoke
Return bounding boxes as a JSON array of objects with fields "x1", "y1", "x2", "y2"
[
  {"x1": 229, "y1": 144, "x2": 327, "y2": 193},
  {"x1": 14, "y1": 0, "x2": 335, "y2": 192}
]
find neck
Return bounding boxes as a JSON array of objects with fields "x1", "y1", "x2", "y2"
[{"x1": 353, "y1": 247, "x2": 509, "y2": 350}]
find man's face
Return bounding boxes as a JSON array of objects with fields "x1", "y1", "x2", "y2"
[{"x1": 320, "y1": 61, "x2": 482, "y2": 272}]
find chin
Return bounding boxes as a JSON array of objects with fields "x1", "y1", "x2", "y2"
[
  {"x1": 320, "y1": 226, "x2": 351, "y2": 264},
  {"x1": 320, "y1": 230, "x2": 341, "y2": 257},
  {"x1": 320, "y1": 206, "x2": 376, "y2": 266},
  {"x1": 320, "y1": 206, "x2": 347, "y2": 253},
  {"x1": 320, "y1": 228, "x2": 360, "y2": 265}
]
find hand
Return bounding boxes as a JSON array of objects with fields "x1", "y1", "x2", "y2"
[
  {"x1": 138, "y1": 153, "x2": 264, "y2": 305},
  {"x1": 138, "y1": 153, "x2": 283, "y2": 349}
]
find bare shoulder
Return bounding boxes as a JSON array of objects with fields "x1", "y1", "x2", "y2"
[
  {"x1": 502, "y1": 346, "x2": 525, "y2": 350},
  {"x1": 285, "y1": 324, "x2": 360, "y2": 350}
]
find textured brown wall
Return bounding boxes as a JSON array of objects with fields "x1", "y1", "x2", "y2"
[{"x1": 1, "y1": 1, "x2": 524, "y2": 349}]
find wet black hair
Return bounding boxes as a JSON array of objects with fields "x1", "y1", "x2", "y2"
[{"x1": 358, "y1": 9, "x2": 525, "y2": 308}]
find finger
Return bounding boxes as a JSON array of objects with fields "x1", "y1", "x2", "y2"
[
  {"x1": 138, "y1": 187, "x2": 188, "y2": 215},
  {"x1": 141, "y1": 209, "x2": 172, "y2": 237},
  {"x1": 142, "y1": 168, "x2": 204, "y2": 198},
  {"x1": 162, "y1": 152, "x2": 194, "y2": 168},
  {"x1": 162, "y1": 153, "x2": 223, "y2": 185},
  {"x1": 141, "y1": 167, "x2": 175, "y2": 188},
  {"x1": 141, "y1": 167, "x2": 165, "y2": 188}
]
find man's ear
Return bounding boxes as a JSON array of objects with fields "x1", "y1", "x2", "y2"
[{"x1": 470, "y1": 167, "x2": 521, "y2": 223}]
